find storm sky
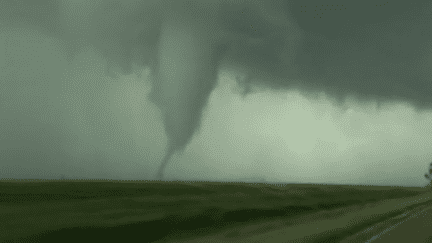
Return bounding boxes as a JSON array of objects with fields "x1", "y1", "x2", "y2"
[{"x1": 1, "y1": 0, "x2": 432, "y2": 187}]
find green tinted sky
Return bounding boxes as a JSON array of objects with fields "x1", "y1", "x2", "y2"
[{"x1": 1, "y1": 1, "x2": 432, "y2": 187}]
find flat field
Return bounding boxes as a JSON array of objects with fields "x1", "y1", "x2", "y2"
[{"x1": 1, "y1": 179, "x2": 430, "y2": 242}]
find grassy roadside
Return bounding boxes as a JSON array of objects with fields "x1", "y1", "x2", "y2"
[
  {"x1": 1, "y1": 179, "x2": 430, "y2": 242},
  {"x1": 163, "y1": 191, "x2": 432, "y2": 243},
  {"x1": 161, "y1": 191, "x2": 432, "y2": 243}
]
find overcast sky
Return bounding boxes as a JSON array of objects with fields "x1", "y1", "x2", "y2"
[{"x1": 1, "y1": 1, "x2": 432, "y2": 187}]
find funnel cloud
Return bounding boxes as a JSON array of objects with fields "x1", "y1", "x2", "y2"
[{"x1": 1, "y1": 1, "x2": 432, "y2": 183}]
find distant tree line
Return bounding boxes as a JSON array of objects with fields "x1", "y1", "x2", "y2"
[{"x1": 425, "y1": 162, "x2": 432, "y2": 190}]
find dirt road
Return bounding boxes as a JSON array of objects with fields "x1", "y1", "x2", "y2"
[{"x1": 363, "y1": 205, "x2": 432, "y2": 242}]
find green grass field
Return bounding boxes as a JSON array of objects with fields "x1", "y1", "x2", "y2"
[{"x1": 1, "y1": 179, "x2": 431, "y2": 242}]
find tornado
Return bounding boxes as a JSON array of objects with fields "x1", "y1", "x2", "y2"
[
  {"x1": 148, "y1": 1, "x2": 294, "y2": 180},
  {"x1": 148, "y1": 5, "x2": 232, "y2": 180}
]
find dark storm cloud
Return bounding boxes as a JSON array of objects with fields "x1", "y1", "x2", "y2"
[{"x1": 1, "y1": 0, "x2": 431, "y2": 179}]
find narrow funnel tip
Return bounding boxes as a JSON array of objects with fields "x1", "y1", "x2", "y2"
[{"x1": 156, "y1": 142, "x2": 177, "y2": 181}]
